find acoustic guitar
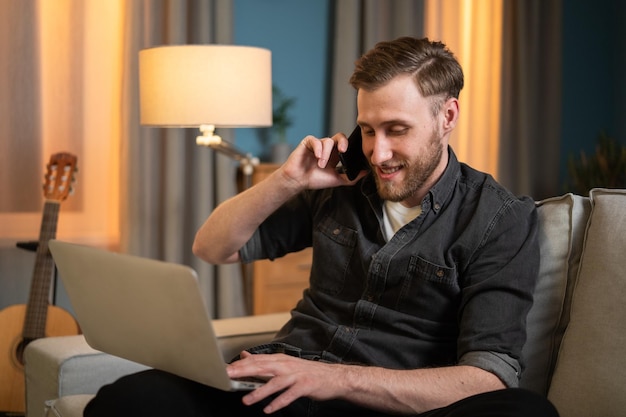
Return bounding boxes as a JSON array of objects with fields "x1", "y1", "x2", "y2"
[{"x1": 0, "y1": 152, "x2": 82, "y2": 414}]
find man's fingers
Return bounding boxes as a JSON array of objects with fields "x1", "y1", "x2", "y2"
[{"x1": 317, "y1": 137, "x2": 339, "y2": 168}]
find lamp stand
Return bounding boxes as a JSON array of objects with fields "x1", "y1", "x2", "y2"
[{"x1": 197, "y1": 125, "x2": 258, "y2": 315}]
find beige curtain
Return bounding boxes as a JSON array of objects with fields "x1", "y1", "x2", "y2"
[
  {"x1": 119, "y1": 0, "x2": 246, "y2": 318},
  {"x1": 424, "y1": 0, "x2": 504, "y2": 179},
  {"x1": 0, "y1": 0, "x2": 43, "y2": 213},
  {"x1": 0, "y1": 0, "x2": 100, "y2": 241},
  {"x1": 0, "y1": 0, "x2": 84, "y2": 214},
  {"x1": 329, "y1": 0, "x2": 562, "y2": 200}
]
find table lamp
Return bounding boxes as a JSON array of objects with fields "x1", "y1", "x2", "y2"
[{"x1": 139, "y1": 44, "x2": 272, "y2": 176}]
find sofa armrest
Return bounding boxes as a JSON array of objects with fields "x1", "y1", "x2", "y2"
[
  {"x1": 24, "y1": 335, "x2": 149, "y2": 417},
  {"x1": 212, "y1": 312, "x2": 290, "y2": 360},
  {"x1": 24, "y1": 312, "x2": 290, "y2": 417}
]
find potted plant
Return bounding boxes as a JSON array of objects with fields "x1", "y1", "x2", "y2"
[
  {"x1": 564, "y1": 132, "x2": 626, "y2": 195},
  {"x1": 270, "y1": 85, "x2": 296, "y2": 163}
]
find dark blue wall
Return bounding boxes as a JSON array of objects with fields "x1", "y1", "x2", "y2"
[{"x1": 560, "y1": 0, "x2": 626, "y2": 186}]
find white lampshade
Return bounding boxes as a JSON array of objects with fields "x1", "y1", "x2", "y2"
[{"x1": 139, "y1": 44, "x2": 272, "y2": 128}]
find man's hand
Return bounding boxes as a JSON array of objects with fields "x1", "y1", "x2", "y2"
[
  {"x1": 227, "y1": 351, "x2": 351, "y2": 414},
  {"x1": 278, "y1": 133, "x2": 366, "y2": 192}
]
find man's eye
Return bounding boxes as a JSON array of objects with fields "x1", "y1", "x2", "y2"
[{"x1": 389, "y1": 128, "x2": 408, "y2": 136}]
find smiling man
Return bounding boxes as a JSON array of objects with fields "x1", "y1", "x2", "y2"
[
  {"x1": 85, "y1": 37, "x2": 559, "y2": 417},
  {"x1": 358, "y1": 74, "x2": 450, "y2": 206}
]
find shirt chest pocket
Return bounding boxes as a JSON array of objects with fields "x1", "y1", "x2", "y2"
[
  {"x1": 310, "y1": 217, "x2": 358, "y2": 295},
  {"x1": 396, "y1": 256, "x2": 460, "y2": 324}
]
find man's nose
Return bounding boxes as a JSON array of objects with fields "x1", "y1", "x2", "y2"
[{"x1": 369, "y1": 135, "x2": 393, "y2": 166}]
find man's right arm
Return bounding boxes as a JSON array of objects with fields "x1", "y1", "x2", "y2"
[
  {"x1": 192, "y1": 167, "x2": 303, "y2": 264},
  {"x1": 192, "y1": 134, "x2": 357, "y2": 265}
]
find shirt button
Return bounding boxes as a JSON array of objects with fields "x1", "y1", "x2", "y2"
[
  {"x1": 436, "y1": 269, "x2": 445, "y2": 278},
  {"x1": 434, "y1": 203, "x2": 441, "y2": 210},
  {"x1": 333, "y1": 228, "x2": 341, "y2": 235}
]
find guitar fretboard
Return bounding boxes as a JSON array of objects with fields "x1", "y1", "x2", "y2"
[{"x1": 22, "y1": 201, "x2": 60, "y2": 340}]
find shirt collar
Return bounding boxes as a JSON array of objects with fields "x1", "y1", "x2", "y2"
[
  {"x1": 359, "y1": 146, "x2": 461, "y2": 216},
  {"x1": 426, "y1": 146, "x2": 460, "y2": 215}
]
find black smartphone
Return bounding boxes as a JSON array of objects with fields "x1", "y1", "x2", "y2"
[{"x1": 339, "y1": 126, "x2": 369, "y2": 180}]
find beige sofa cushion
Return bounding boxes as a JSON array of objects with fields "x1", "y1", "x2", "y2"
[
  {"x1": 45, "y1": 394, "x2": 94, "y2": 417},
  {"x1": 548, "y1": 189, "x2": 626, "y2": 417},
  {"x1": 519, "y1": 193, "x2": 590, "y2": 394}
]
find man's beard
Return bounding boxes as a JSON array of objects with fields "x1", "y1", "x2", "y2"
[{"x1": 373, "y1": 130, "x2": 444, "y2": 203}]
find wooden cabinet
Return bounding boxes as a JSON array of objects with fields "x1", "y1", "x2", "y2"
[
  {"x1": 252, "y1": 248, "x2": 312, "y2": 314},
  {"x1": 240, "y1": 164, "x2": 312, "y2": 315}
]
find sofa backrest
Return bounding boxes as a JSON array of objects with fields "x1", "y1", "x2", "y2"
[
  {"x1": 546, "y1": 189, "x2": 626, "y2": 417},
  {"x1": 520, "y1": 193, "x2": 591, "y2": 394},
  {"x1": 519, "y1": 189, "x2": 626, "y2": 417}
]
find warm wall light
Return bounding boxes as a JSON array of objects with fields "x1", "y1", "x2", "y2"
[{"x1": 139, "y1": 44, "x2": 272, "y2": 174}]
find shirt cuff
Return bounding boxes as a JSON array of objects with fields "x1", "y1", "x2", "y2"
[
  {"x1": 458, "y1": 351, "x2": 521, "y2": 388},
  {"x1": 239, "y1": 230, "x2": 263, "y2": 264}
]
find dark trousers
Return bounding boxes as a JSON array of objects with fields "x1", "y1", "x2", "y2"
[{"x1": 83, "y1": 369, "x2": 559, "y2": 417}]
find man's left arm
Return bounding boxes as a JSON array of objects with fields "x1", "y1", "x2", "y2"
[
  {"x1": 456, "y1": 195, "x2": 540, "y2": 387},
  {"x1": 228, "y1": 351, "x2": 504, "y2": 414}
]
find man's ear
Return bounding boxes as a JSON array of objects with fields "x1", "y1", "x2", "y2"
[{"x1": 441, "y1": 97, "x2": 459, "y2": 134}]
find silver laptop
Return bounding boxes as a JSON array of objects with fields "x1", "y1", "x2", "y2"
[{"x1": 48, "y1": 239, "x2": 263, "y2": 391}]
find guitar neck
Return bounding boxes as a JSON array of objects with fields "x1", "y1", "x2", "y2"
[{"x1": 22, "y1": 200, "x2": 60, "y2": 340}]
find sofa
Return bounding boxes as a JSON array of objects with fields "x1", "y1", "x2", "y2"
[{"x1": 23, "y1": 188, "x2": 626, "y2": 417}]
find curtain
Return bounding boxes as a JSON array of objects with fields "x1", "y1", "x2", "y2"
[
  {"x1": 328, "y1": 0, "x2": 425, "y2": 134},
  {"x1": 424, "y1": 0, "x2": 504, "y2": 180},
  {"x1": 0, "y1": 0, "x2": 42, "y2": 213},
  {"x1": 498, "y1": 0, "x2": 562, "y2": 200},
  {"x1": 0, "y1": 0, "x2": 85, "y2": 214},
  {"x1": 425, "y1": 0, "x2": 562, "y2": 200},
  {"x1": 119, "y1": 0, "x2": 245, "y2": 318},
  {"x1": 328, "y1": 0, "x2": 562, "y2": 200}
]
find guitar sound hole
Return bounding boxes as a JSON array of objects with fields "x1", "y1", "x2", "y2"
[{"x1": 13, "y1": 338, "x2": 34, "y2": 367}]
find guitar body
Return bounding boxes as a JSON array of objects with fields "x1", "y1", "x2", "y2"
[{"x1": 0, "y1": 304, "x2": 80, "y2": 413}]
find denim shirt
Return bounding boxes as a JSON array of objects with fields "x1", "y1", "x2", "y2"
[{"x1": 240, "y1": 148, "x2": 539, "y2": 387}]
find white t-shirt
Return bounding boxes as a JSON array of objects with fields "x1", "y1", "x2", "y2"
[{"x1": 382, "y1": 200, "x2": 422, "y2": 241}]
